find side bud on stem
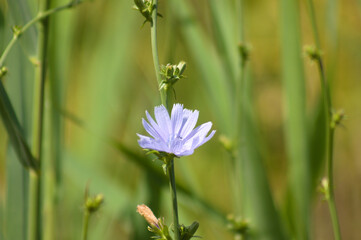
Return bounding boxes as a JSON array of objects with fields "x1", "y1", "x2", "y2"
[
  {"x1": 330, "y1": 109, "x2": 345, "y2": 129},
  {"x1": 82, "y1": 188, "x2": 104, "y2": 240},
  {"x1": 160, "y1": 61, "x2": 186, "y2": 91},
  {"x1": 304, "y1": 45, "x2": 322, "y2": 61},
  {"x1": 133, "y1": 0, "x2": 162, "y2": 25},
  {"x1": 0, "y1": 66, "x2": 8, "y2": 78},
  {"x1": 227, "y1": 214, "x2": 249, "y2": 239},
  {"x1": 137, "y1": 204, "x2": 172, "y2": 240}
]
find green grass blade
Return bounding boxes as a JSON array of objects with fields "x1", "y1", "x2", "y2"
[
  {"x1": 0, "y1": 80, "x2": 38, "y2": 171},
  {"x1": 308, "y1": 99, "x2": 326, "y2": 189},
  {"x1": 208, "y1": 0, "x2": 237, "y2": 86},
  {"x1": 169, "y1": 0, "x2": 233, "y2": 134},
  {"x1": 280, "y1": 0, "x2": 310, "y2": 238},
  {"x1": 5, "y1": 149, "x2": 28, "y2": 240},
  {"x1": 241, "y1": 72, "x2": 287, "y2": 240}
]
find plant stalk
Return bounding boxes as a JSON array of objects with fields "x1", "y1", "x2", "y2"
[
  {"x1": 327, "y1": 127, "x2": 341, "y2": 240},
  {"x1": 0, "y1": 0, "x2": 82, "y2": 68},
  {"x1": 306, "y1": 0, "x2": 341, "y2": 239},
  {"x1": 27, "y1": 0, "x2": 51, "y2": 239},
  {"x1": 167, "y1": 158, "x2": 180, "y2": 240},
  {"x1": 150, "y1": 2, "x2": 178, "y2": 239},
  {"x1": 81, "y1": 210, "x2": 90, "y2": 240},
  {"x1": 150, "y1": 0, "x2": 168, "y2": 108},
  {"x1": 234, "y1": 0, "x2": 246, "y2": 218}
]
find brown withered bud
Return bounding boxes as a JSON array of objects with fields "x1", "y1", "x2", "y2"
[{"x1": 136, "y1": 204, "x2": 160, "y2": 228}]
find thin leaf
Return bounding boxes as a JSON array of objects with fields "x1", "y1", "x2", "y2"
[
  {"x1": 0, "y1": 80, "x2": 38, "y2": 172},
  {"x1": 280, "y1": 0, "x2": 311, "y2": 238},
  {"x1": 241, "y1": 72, "x2": 287, "y2": 240},
  {"x1": 169, "y1": 0, "x2": 233, "y2": 135}
]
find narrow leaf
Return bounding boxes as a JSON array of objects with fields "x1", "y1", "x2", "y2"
[
  {"x1": 280, "y1": 0, "x2": 311, "y2": 238},
  {"x1": 0, "y1": 80, "x2": 38, "y2": 172}
]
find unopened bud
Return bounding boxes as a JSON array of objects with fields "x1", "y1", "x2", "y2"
[
  {"x1": 330, "y1": 109, "x2": 345, "y2": 129},
  {"x1": 137, "y1": 204, "x2": 160, "y2": 228},
  {"x1": 304, "y1": 45, "x2": 322, "y2": 61},
  {"x1": 0, "y1": 67, "x2": 8, "y2": 78},
  {"x1": 85, "y1": 193, "x2": 104, "y2": 213}
]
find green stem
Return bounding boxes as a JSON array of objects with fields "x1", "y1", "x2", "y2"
[
  {"x1": 150, "y1": 0, "x2": 168, "y2": 108},
  {"x1": 306, "y1": 1, "x2": 341, "y2": 239},
  {"x1": 27, "y1": 0, "x2": 51, "y2": 239},
  {"x1": 0, "y1": 0, "x2": 82, "y2": 68},
  {"x1": 234, "y1": 0, "x2": 246, "y2": 218},
  {"x1": 43, "y1": 87, "x2": 56, "y2": 240},
  {"x1": 28, "y1": 171, "x2": 41, "y2": 240},
  {"x1": 81, "y1": 210, "x2": 90, "y2": 240},
  {"x1": 327, "y1": 128, "x2": 341, "y2": 240},
  {"x1": 150, "y1": 1, "x2": 178, "y2": 238},
  {"x1": 167, "y1": 158, "x2": 180, "y2": 240}
]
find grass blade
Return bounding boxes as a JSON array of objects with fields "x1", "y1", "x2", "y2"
[
  {"x1": 0, "y1": 80, "x2": 38, "y2": 171},
  {"x1": 280, "y1": 0, "x2": 310, "y2": 238},
  {"x1": 241, "y1": 72, "x2": 287, "y2": 239},
  {"x1": 169, "y1": 0, "x2": 233, "y2": 134}
]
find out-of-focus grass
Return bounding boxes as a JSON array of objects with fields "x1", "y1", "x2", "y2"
[{"x1": 0, "y1": 0, "x2": 360, "y2": 239}]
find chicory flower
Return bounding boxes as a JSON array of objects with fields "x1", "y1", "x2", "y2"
[{"x1": 137, "y1": 104, "x2": 216, "y2": 157}]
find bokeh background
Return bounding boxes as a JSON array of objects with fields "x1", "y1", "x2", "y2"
[{"x1": 0, "y1": 0, "x2": 361, "y2": 239}]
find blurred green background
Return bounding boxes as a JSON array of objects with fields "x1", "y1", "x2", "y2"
[{"x1": 0, "y1": 0, "x2": 361, "y2": 239}]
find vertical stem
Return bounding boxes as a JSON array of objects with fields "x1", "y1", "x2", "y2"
[
  {"x1": 167, "y1": 158, "x2": 180, "y2": 240},
  {"x1": 28, "y1": 0, "x2": 50, "y2": 239},
  {"x1": 234, "y1": 0, "x2": 246, "y2": 219},
  {"x1": 150, "y1": 2, "x2": 178, "y2": 238},
  {"x1": 327, "y1": 128, "x2": 341, "y2": 240},
  {"x1": 151, "y1": 0, "x2": 167, "y2": 108},
  {"x1": 28, "y1": 171, "x2": 41, "y2": 240},
  {"x1": 81, "y1": 210, "x2": 90, "y2": 240},
  {"x1": 306, "y1": 1, "x2": 341, "y2": 239},
  {"x1": 43, "y1": 86, "x2": 56, "y2": 240}
]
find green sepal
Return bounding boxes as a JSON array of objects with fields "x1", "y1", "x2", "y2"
[
  {"x1": 179, "y1": 221, "x2": 200, "y2": 240},
  {"x1": 133, "y1": 0, "x2": 161, "y2": 25},
  {"x1": 159, "y1": 61, "x2": 186, "y2": 91},
  {"x1": 227, "y1": 214, "x2": 249, "y2": 236},
  {"x1": 148, "y1": 218, "x2": 173, "y2": 240}
]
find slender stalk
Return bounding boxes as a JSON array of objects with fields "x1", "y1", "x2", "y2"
[
  {"x1": 0, "y1": 0, "x2": 82, "y2": 68},
  {"x1": 306, "y1": 0, "x2": 341, "y2": 239},
  {"x1": 150, "y1": 0, "x2": 168, "y2": 108},
  {"x1": 327, "y1": 128, "x2": 341, "y2": 239},
  {"x1": 43, "y1": 87, "x2": 56, "y2": 240},
  {"x1": 81, "y1": 210, "x2": 90, "y2": 240},
  {"x1": 150, "y1": 2, "x2": 178, "y2": 238},
  {"x1": 27, "y1": 0, "x2": 51, "y2": 239},
  {"x1": 167, "y1": 158, "x2": 180, "y2": 240},
  {"x1": 234, "y1": 0, "x2": 246, "y2": 220},
  {"x1": 28, "y1": 171, "x2": 41, "y2": 240}
]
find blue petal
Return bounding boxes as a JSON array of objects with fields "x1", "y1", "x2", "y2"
[
  {"x1": 184, "y1": 122, "x2": 212, "y2": 144},
  {"x1": 146, "y1": 111, "x2": 167, "y2": 142},
  {"x1": 171, "y1": 104, "x2": 184, "y2": 136},
  {"x1": 142, "y1": 118, "x2": 163, "y2": 140},
  {"x1": 196, "y1": 130, "x2": 216, "y2": 148},
  {"x1": 179, "y1": 109, "x2": 199, "y2": 138},
  {"x1": 137, "y1": 134, "x2": 169, "y2": 152},
  {"x1": 176, "y1": 149, "x2": 194, "y2": 157},
  {"x1": 154, "y1": 105, "x2": 172, "y2": 137},
  {"x1": 170, "y1": 138, "x2": 183, "y2": 155}
]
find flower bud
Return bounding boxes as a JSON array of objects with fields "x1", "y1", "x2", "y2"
[
  {"x1": 137, "y1": 204, "x2": 160, "y2": 228},
  {"x1": 0, "y1": 67, "x2": 8, "y2": 78},
  {"x1": 85, "y1": 193, "x2": 104, "y2": 213},
  {"x1": 330, "y1": 109, "x2": 345, "y2": 129},
  {"x1": 304, "y1": 45, "x2": 322, "y2": 61},
  {"x1": 159, "y1": 61, "x2": 187, "y2": 90}
]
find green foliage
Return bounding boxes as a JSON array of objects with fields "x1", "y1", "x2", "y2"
[{"x1": 0, "y1": 0, "x2": 358, "y2": 239}]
